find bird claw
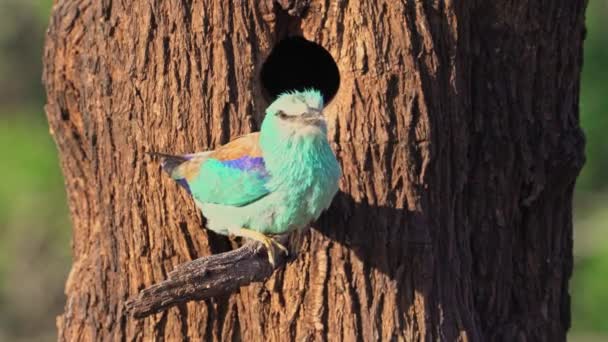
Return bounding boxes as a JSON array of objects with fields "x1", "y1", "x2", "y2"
[
  {"x1": 233, "y1": 228, "x2": 289, "y2": 268},
  {"x1": 273, "y1": 239, "x2": 289, "y2": 255},
  {"x1": 262, "y1": 238, "x2": 289, "y2": 268}
]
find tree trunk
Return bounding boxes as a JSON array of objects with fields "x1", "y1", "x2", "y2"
[{"x1": 43, "y1": 0, "x2": 586, "y2": 341}]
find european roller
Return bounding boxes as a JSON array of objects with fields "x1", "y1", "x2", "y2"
[{"x1": 153, "y1": 89, "x2": 341, "y2": 265}]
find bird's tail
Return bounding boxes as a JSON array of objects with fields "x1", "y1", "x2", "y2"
[{"x1": 147, "y1": 152, "x2": 190, "y2": 179}]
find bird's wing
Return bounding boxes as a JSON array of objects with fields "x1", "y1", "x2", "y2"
[{"x1": 182, "y1": 132, "x2": 270, "y2": 207}]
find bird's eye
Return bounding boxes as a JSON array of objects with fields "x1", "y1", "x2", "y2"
[{"x1": 276, "y1": 111, "x2": 288, "y2": 119}]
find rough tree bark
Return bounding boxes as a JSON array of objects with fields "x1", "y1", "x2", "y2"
[{"x1": 43, "y1": 0, "x2": 586, "y2": 341}]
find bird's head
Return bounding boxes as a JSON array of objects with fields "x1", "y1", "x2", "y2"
[{"x1": 261, "y1": 89, "x2": 327, "y2": 141}]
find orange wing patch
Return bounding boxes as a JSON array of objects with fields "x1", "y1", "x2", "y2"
[
  {"x1": 180, "y1": 157, "x2": 206, "y2": 181},
  {"x1": 175, "y1": 133, "x2": 262, "y2": 181},
  {"x1": 210, "y1": 132, "x2": 263, "y2": 160}
]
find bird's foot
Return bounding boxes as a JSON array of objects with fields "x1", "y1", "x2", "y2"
[
  {"x1": 271, "y1": 238, "x2": 289, "y2": 255},
  {"x1": 260, "y1": 237, "x2": 289, "y2": 267},
  {"x1": 234, "y1": 228, "x2": 288, "y2": 267}
]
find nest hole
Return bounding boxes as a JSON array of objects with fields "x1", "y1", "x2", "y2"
[{"x1": 261, "y1": 36, "x2": 340, "y2": 104}]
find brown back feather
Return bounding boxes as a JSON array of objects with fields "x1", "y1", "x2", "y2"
[{"x1": 209, "y1": 132, "x2": 262, "y2": 160}]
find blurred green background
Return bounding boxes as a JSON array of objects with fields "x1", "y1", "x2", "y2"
[{"x1": 0, "y1": 1, "x2": 605, "y2": 341}]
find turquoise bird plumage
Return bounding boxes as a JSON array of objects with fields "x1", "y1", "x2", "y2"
[{"x1": 154, "y1": 89, "x2": 341, "y2": 265}]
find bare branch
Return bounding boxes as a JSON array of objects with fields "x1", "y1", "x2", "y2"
[{"x1": 125, "y1": 236, "x2": 289, "y2": 318}]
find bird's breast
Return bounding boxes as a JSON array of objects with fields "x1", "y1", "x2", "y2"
[
  {"x1": 271, "y1": 157, "x2": 340, "y2": 227},
  {"x1": 259, "y1": 137, "x2": 341, "y2": 232}
]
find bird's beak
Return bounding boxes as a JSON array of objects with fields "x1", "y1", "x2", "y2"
[{"x1": 300, "y1": 109, "x2": 323, "y2": 124}]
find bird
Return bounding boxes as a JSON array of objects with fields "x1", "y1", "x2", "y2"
[{"x1": 151, "y1": 89, "x2": 341, "y2": 266}]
